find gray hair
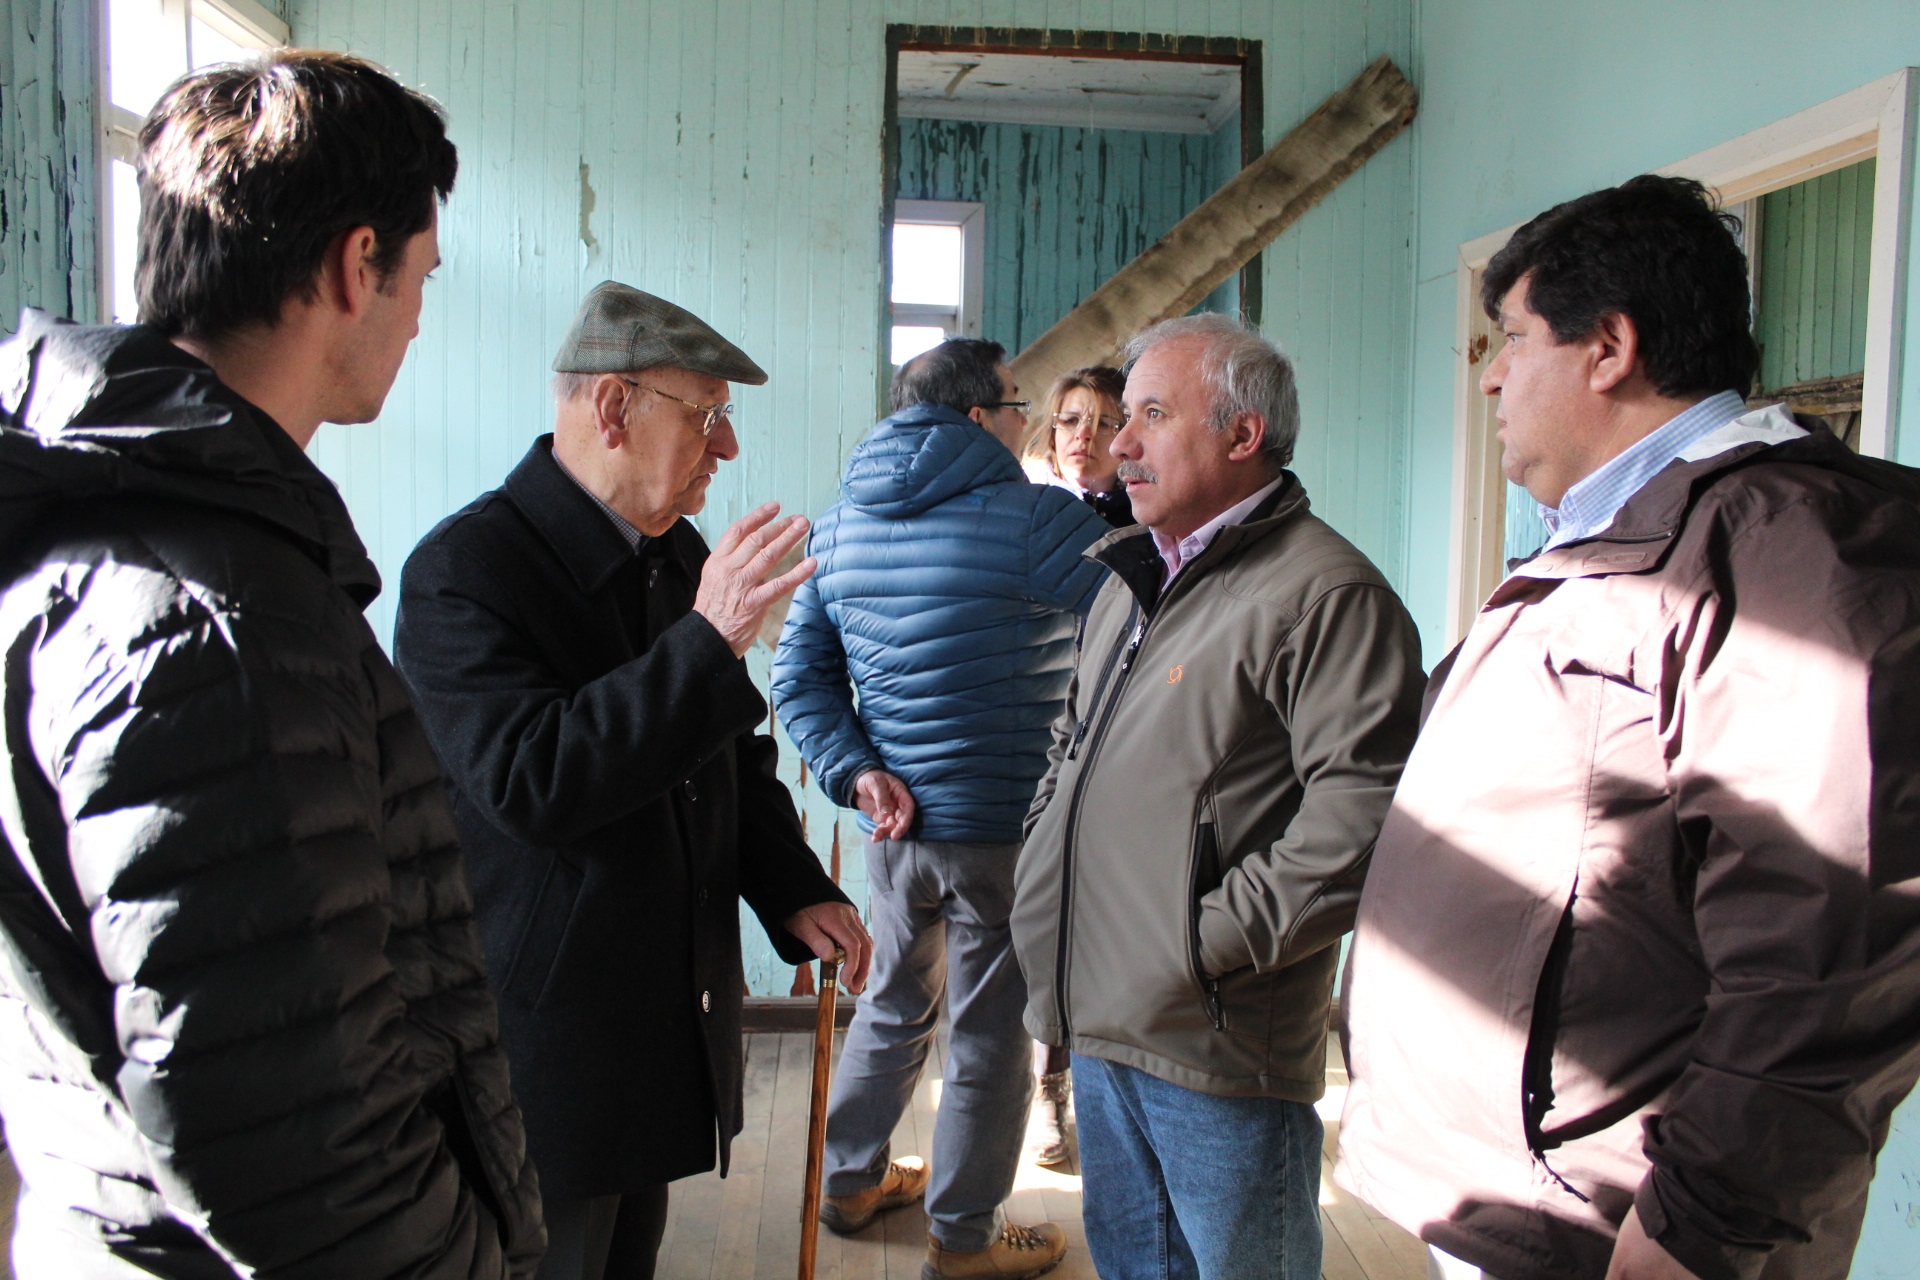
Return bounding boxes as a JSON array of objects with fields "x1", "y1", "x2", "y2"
[
  {"x1": 551, "y1": 371, "x2": 604, "y2": 404},
  {"x1": 1121, "y1": 313, "x2": 1300, "y2": 469}
]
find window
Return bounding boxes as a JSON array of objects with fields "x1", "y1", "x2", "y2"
[
  {"x1": 889, "y1": 199, "x2": 983, "y2": 365},
  {"x1": 98, "y1": 0, "x2": 289, "y2": 322}
]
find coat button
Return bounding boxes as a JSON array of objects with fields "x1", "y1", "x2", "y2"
[
  {"x1": 697, "y1": 888, "x2": 710, "y2": 907},
  {"x1": 648, "y1": 567, "x2": 660, "y2": 588},
  {"x1": 701, "y1": 990, "x2": 711, "y2": 1013},
  {"x1": 683, "y1": 779, "x2": 699, "y2": 801}
]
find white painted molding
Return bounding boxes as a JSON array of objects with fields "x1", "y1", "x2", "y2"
[
  {"x1": 1861, "y1": 69, "x2": 1917, "y2": 458},
  {"x1": 899, "y1": 96, "x2": 1223, "y2": 136},
  {"x1": 893, "y1": 199, "x2": 985, "y2": 339},
  {"x1": 1657, "y1": 67, "x2": 1915, "y2": 458},
  {"x1": 1444, "y1": 230, "x2": 1512, "y2": 647},
  {"x1": 193, "y1": 0, "x2": 289, "y2": 50}
]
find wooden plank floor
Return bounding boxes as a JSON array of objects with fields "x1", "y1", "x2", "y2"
[
  {"x1": 658, "y1": 1029, "x2": 1426, "y2": 1280},
  {"x1": 0, "y1": 1039, "x2": 1421, "y2": 1280}
]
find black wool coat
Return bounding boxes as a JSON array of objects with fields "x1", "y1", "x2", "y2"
[
  {"x1": 395, "y1": 437, "x2": 844, "y2": 1199},
  {"x1": 0, "y1": 313, "x2": 544, "y2": 1278}
]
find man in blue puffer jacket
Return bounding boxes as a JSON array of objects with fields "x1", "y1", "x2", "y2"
[{"x1": 773, "y1": 338, "x2": 1110, "y2": 1279}]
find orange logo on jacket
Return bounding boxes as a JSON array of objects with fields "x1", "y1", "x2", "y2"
[{"x1": 1167, "y1": 664, "x2": 1184, "y2": 684}]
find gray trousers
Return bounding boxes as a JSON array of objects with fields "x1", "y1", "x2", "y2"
[{"x1": 823, "y1": 837, "x2": 1033, "y2": 1252}]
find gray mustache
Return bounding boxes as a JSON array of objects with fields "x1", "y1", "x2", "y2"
[{"x1": 1116, "y1": 462, "x2": 1157, "y2": 484}]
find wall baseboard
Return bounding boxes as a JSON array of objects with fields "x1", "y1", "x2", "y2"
[{"x1": 742, "y1": 996, "x2": 857, "y2": 1033}]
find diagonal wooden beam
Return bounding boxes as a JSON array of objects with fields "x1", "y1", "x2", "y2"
[{"x1": 1010, "y1": 56, "x2": 1417, "y2": 393}]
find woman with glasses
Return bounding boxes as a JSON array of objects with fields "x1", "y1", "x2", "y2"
[
  {"x1": 1021, "y1": 366, "x2": 1134, "y2": 530},
  {"x1": 1014, "y1": 365, "x2": 1132, "y2": 1168}
]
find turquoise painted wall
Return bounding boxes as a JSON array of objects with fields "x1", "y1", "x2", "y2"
[
  {"x1": 1401, "y1": 4, "x2": 1920, "y2": 1271},
  {"x1": 1, "y1": 0, "x2": 98, "y2": 329},
  {"x1": 896, "y1": 113, "x2": 1240, "y2": 353}
]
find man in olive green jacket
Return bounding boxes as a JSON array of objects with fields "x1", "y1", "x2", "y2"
[{"x1": 1011, "y1": 313, "x2": 1425, "y2": 1280}]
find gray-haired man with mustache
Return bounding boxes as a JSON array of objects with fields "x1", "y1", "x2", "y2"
[{"x1": 1011, "y1": 313, "x2": 1425, "y2": 1280}]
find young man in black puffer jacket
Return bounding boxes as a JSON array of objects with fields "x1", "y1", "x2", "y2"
[{"x1": 0, "y1": 52, "x2": 543, "y2": 1278}]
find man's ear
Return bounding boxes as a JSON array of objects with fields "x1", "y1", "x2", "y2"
[
  {"x1": 590, "y1": 375, "x2": 631, "y2": 447},
  {"x1": 1589, "y1": 312, "x2": 1640, "y2": 395},
  {"x1": 331, "y1": 225, "x2": 383, "y2": 317},
  {"x1": 1225, "y1": 411, "x2": 1268, "y2": 464},
  {"x1": 967, "y1": 405, "x2": 991, "y2": 428}
]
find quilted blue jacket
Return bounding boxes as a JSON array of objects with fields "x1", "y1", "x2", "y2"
[{"x1": 772, "y1": 404, "x2": 1113, "y2": 843}]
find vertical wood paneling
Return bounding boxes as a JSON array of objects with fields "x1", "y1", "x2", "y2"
[
  {"x1": 1756, "y1": 157, "x2": 1877, "y2": 391},
  {"x1": 2, "y1": 0, "x2": 98, "y2": 333}
]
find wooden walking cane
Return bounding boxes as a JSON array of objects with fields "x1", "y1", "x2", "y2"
[{"x1": 798, "y1": 947, "x2": 844, "y2": 1280}]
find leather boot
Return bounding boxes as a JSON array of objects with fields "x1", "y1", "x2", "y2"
[
  {"x1": 819, "y1": 1156, "x2": 929, "y2": 1234},
  {"x1": 922, "y1": 1222, "x2": 1067, "y2": 1279},
  {"x1": 1033, "y1": 1071, "x2": 1071, "y2": 1166}
]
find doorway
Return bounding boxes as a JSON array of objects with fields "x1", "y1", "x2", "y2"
[{"x1": 881, "y1": 26, "x2": 1264, "y2": 387}]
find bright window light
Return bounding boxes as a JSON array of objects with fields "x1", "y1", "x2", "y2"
[
  {"x1": 191, "y1": 16, "x2": 254, "y2": 69},
  {"x1": 892, "y1": 224, "x2": 963, "y2": 306},
  {"x1": 111, "y1": 160, "x2": 142, "y2": 323},
  {"x1": 110, "y1": 0, "x2": 186, "y2": 116},
  {"x1": 891, "y1": 325, "x2": 948, "y2": 366}
]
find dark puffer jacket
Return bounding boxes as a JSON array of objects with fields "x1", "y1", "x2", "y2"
[
  {"x1": 0, "y1": 311, "x2": 544, "y2": 1278},
  {"x1": 771, "y1": 405, "x2": 1111, "y2": 843}
]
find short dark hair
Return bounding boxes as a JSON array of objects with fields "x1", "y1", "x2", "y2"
[
  {"x1": 1481, "y1": 174, "x2": 1759, "y2": 399},
  {"x1": 136, "y1": 50, "x2": 458, "y2": 340},
  {"x1": 890, "y1": 338, "x2": 1007, "y2": 414}
]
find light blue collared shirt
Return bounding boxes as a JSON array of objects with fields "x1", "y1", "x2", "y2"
[{"x1": 1540, "y1": 390, "x2": 1750, "y2": 551}]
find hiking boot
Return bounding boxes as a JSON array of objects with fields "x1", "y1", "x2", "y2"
[
  {"x1": 921, "y1": 1221, "x2": 1067, "y2": 1279},
  {"x1": 819, "y1": 1157, "x2": 929, "y2": 1234},
  {"x1": 1033, "y1": 1071, "x2": 1071, "y2": 1166}
]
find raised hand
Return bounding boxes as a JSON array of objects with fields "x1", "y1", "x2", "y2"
[
  {"x1": 693, "y1": 502, "x2": 817, "y2": 657},
  {"x1": 853, "y1": 769, "x2": 916, "y2": 840}
]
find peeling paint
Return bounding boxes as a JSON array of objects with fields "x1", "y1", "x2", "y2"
[
  {"x1": 2, "y1": 0, "x2": 96, "y2": 331},
  {"x1": 897, "y1": 115, "x2": 1238, "y2": 351},
  {"x1": 577, "y1": 161, "x2": 599, "y2": 256}
]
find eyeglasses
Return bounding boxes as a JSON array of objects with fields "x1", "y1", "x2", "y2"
[
  {"x1": 1053, "y1": 411, "x2": 1123, "y2": 437},
  {"x1": 619, "y1": 378, "x2": 733, "y2": 436},
  {"x1": 981, "y1": 400, "x2": 1031, "y2": 413}
]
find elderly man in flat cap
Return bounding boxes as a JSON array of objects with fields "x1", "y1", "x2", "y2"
[{"x1": 396, "y1": 281, "x2": 872, "y2": 1280}]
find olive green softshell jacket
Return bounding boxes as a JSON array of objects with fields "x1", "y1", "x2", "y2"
[{"x1": 1012, "y1": 475, "x2": 1425, "y2": 1099}]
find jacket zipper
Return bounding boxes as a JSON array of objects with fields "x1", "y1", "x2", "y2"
[
  {"x1": 1068, "y1": 602, "x2": 1140, "y2": 761},
  {"x1": 1522, "y1": 899, "x2": 1590, "y2": 1203},
  {"x1": 1053, "y1": 604, "x2": 1149, "y2": 1040},
  {"x1": 1189, "y1": 820, "x2": 1226, "y2": 1031}
]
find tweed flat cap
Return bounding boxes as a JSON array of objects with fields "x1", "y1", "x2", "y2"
[{"x1": 552, "y1": 280, "x2": 768, "y2": 385}]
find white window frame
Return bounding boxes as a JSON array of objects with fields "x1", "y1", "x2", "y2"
[
  {"x1": 1444, "y1": 67, "x2": 1919, "y2": 647},
  {"x1": 94, "y1": 0, "x2": 290, "y2": 321},
  {"x1": 890, "y1": 199, "x2": 985, "y2": 345}
]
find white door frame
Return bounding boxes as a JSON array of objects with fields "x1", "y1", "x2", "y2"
[{"x1": 1444, "y1": 67, "x2": 1919, "y2": 647}]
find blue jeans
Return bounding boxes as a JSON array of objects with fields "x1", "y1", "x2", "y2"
[
  {"x1": 1072, "y1": 1054, "x2": 1323, "y2": 1280},
  {"x1": 823, "y1": 838, "x2": 1032, "y2": 1251}
]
